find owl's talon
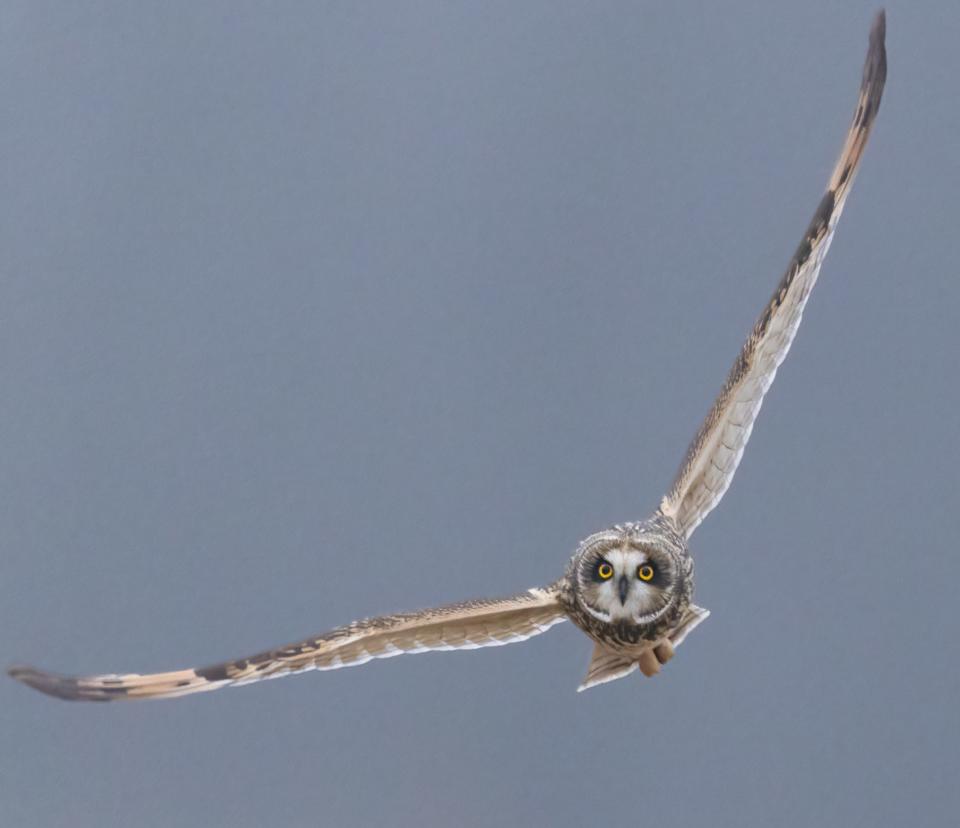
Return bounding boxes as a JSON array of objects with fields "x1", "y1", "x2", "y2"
[
  {"x1": 638, "y1": 649, "x2": 661, "y2": 677},
  {"x1": 654, "y1": 641, "x2": 674, "y2": 665}
]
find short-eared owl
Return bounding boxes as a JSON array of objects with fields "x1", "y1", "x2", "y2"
[{"x1": 10, "y1": 13, "x2": 886, "y2": 700}]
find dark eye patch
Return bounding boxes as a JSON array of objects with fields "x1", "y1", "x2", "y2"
[
  {"x1": 591, "y1": 559, "x2": 614, "y2": 582},
  {"x1": 637, "y1": 560, "x2": 667, "y2": 587}
]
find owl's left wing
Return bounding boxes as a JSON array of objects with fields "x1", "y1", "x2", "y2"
[
  {"x1": 8, "y1": 586, "x2": 565, "y2": 702},
  {"x1": 660, "y1": 12, "x2": 886, "y2": 539}
]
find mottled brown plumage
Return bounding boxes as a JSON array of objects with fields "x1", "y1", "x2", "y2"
[
  {"x1": 9, "y1": 590, "x2": 566, "y2": 701},
  {"x1": 9, "y1": 12, "x2": 885, "y2": 702},
  {"x1": 661, "y1": 11, "x2": 887, "y2": 538}
]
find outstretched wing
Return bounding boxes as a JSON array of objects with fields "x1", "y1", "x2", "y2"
[
  {"x1": 660, "y1": 12, "x2": 886, "y2": 539},
  {"x1": 8, "y1": 586, "x2": 565, "y2": 702}
]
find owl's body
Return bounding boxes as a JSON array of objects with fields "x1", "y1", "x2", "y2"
[
  {"x1": 9, "y1": 13, "x2": 886, "y2": 703},
  {"x1": 556, "y1": 516, "x2": 701, "y2": 689}
]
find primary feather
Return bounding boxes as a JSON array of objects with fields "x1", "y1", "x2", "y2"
[
  {"x1": 661, "y1": 12, "x2": 886, "y2": 538},
  {"x1": 8, "y1": 588, "x2": 565, "y2": 701}
]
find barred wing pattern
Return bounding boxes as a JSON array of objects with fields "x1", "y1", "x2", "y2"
[
  {"x1": 661, "y1": 12, "x2": 886, "y2": 539},
  {"x1": 8, "y1": 587, "x2": 565, "y2": 702}
]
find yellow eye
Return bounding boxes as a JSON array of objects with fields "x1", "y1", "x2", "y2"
[
  {"x1": 637, "y1": 564, "x2": 655, "y2": 582},
  {"x1": 597, "y1": 562, "x2": 614, "y2": 580}
]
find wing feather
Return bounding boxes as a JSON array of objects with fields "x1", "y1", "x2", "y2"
[
  {"x1": 661, "y1": 12, "x2": 886, "y2": 538},
  {"x1": 8, "y1": 586, "x2": 565, "y2": 702}
]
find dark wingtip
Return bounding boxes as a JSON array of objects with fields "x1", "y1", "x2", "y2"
[
  {"x1": 8, "y1": 665, "x2": 95, "y2": 702},
  {"x1": 853, "y1": 10, "x2": 887, "y2": 131},
  {"x1": 8, "y1": 664, "x2": 43, "y2": 686},
  {"x1": 866, "y1": 10, "x2": 887, "y2": 89},
  {"x1": 871, "y1": 9, "x2": 886, "y2": 45}
]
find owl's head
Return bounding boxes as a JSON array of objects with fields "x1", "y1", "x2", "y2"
[{"x1": 570, "y1": 522, "x2": 689, "y2": 626}]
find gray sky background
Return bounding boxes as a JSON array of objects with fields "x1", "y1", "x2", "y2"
[{"x1": 2, "y1": 3, "x2": 958, "y2": 826}]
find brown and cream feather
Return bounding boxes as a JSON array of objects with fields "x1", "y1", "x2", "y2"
[
  {"x1": 9, "y1": 588, "x2": 565, "y2": 701},
  {"x1": 661, "y1": 12, "x2": 886, "y2": 538},
  {"x1": 8, "y1": 13, "x2": 886, "y2": 701}
]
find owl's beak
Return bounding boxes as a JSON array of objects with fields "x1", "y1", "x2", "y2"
[{"x1": 618, "y1": 575, "x2": 629, "y2": 605}]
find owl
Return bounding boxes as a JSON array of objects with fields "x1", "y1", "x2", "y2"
[{"x1": 9, "y1": 13, "x2": 886, "y2": 700}]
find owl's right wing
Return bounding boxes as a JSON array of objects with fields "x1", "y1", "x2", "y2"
[
  {"x1": 660, "y1": 12, "x2": 886, "y2": 539},
  {"x1": 9, "y1": 586, "x2": 566, "y2": 702}
]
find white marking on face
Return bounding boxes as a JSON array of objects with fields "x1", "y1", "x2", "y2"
[{"x1": 597, "y1": 546, "x2": 662, "y2": 621}]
